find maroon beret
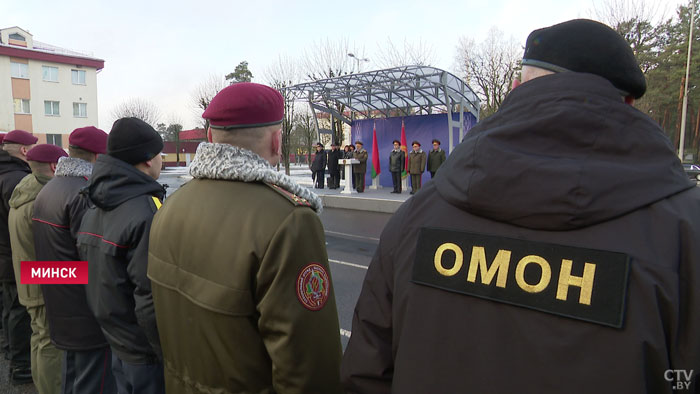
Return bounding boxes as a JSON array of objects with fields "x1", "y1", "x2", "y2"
[
  {"x1": 5, "y1": 130, "x2": 38, "y2": 145},
  {"x1": 203, "y1": 82, "x2": 284, "y2": 129},
  {"x1": 69, "y1": 126, "x2": 108, "y2": 154},
  {"x1": 27, "y1": 144, "x2": 68, "y2": 163}
]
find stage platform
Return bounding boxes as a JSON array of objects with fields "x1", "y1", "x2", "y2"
[
  {"x1": 314, "y1": 187, "x2": 410, "y2": 214},
  {"x1": 288, "y1": 165, "x2": 411, "y2": 214}
]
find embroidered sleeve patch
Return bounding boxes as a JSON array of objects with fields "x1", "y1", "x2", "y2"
[
  {"x1": 296, "y1": 263, "x2": 331, "y2": 311},
  {"x1": 412, "y1": 228, "x2": 630, "y2": 328}
]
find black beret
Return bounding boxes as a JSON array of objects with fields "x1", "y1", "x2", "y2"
[
  {"x1": 523, "y1": 19, "x2": 646, "y2": 98},
  {"x1": 108, "y1": 117, "x2": 164, "y2": 164}
]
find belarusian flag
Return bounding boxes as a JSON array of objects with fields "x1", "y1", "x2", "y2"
[
  {"x1": 370, "y1": 123, "x2": 381, "y2": 179},
  {"x1": 400, "y1": 119, "x2": 408, "y2": 179}
]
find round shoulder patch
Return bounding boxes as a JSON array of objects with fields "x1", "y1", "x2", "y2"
[{"x1": 296, "y1": 263, "x2": 331, "y2": 311}]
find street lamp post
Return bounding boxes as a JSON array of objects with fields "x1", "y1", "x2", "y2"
[
  {"x1": 679, "y1": 0, "x2": 696, "y2": 161},
  {"x1": 347, "y1": 53, "x2": 369, "y2": 73}
]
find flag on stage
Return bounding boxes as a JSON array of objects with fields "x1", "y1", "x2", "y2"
[
  {"x1": 400, "y1": 119, "x2": 408, "y2": 179},
  {"x1": 371, "y1": 122, "x2": 381, "y2": 179}
]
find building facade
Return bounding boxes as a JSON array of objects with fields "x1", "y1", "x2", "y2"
[{"x1": 0, "y1": 26, "x2": 104, "y2": 147}]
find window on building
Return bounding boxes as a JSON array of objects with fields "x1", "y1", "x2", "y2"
[
  {"x1": 71, "y1": 70, "x2": 86, "y2": 85},
  {"x1": 13, "y1": 99, "x2": 30, "y2": 114},
  {"x1": 73, "y1": 103, "x2": 87, "y2": 118},
  {"x1": 44, "y1": 101, "x2": 60, "y2": 116},
  {"x1": 46, "y1": 134, "x2": 62, "y2": 147},
  {"x1": 42, "y1": 66, "x2": 59, "y2": 82},
  {"x1": 9, "y1": 33, "x2": 26, "y2": 41},
  {"x1": 10, "y1": 62, "x2": 28, "y2": 78}
]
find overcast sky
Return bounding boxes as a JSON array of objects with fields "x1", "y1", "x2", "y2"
[{"x1": 6, "y1": 0, "x2": 684, "y2": 131}]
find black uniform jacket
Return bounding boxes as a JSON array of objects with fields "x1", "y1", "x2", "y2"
[
  {"x1": 33, "y1": 158, "x2": 109, "y2": 351},
  {"x1": 327, "y1": 149, "x2": 343, "y2": 172},
  {"x1": 0, "y1": 152, "x2": 31, "y2": 282},
  {"x1": 311, "y1": 150, "x2": 327, "y2": 172},
  {"x1": 341, "y1": 73, "x2": 700, "y2": 394},
  {"x1": 77, "y1": 154, "x2": 165, "y2": 364}
]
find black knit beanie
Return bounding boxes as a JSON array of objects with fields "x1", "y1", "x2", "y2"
[
  {"x1": 108, "y1": 117, "x2": 164, "y2": 164},
  {"x1": 522, "y1": 19, "x2": 646, "y2": 98}
]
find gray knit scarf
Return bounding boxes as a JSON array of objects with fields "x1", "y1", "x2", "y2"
[
  {"x1": 55, "y1": 157, "x2": 93, "y2": 178},
  {"x1": 189, "y1": 143, "x2": 322, "y2": 213}
]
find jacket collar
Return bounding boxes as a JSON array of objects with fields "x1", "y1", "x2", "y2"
[
  {"x1": 189, "y1": 143, "x2": 322, "y2": 213},
  {"x1": 55, "y1": 157, "x2": 93, "y2": 178}
]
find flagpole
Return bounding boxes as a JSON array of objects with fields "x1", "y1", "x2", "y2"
[{"x1": 680, "y1": 0, "x2": 695, "y2": 161}]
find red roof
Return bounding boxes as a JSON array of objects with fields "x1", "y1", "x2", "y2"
[
  {"x1": 0, "y1": 45, "x2": 104, "y2": 70},
  {"x1": 179, "y1": 128, "x2": 206, "y2": 140}
]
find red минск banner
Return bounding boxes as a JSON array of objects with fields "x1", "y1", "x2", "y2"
[{"x1": 20, "y1": 261, "x2": 88, "y2": 284}]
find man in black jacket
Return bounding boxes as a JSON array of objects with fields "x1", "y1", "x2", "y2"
[
  {"x1": 310, "y1": 143, "x2": 327, "y2": 189},
  {"x1": 342, "y1": 19, "x2": 700, "y2": 393},
  {"x1": 77, "y1": 118, "x2": 165, "y2": 394},
  {"x1": 0, "y1": 129, "x2": 36, "y2": 384},
  {"x1": 388, "y1": 140, "x2": 405, "y2": 193},
  {"x1": 327, "y1": 141, "x2": 342, "y2": 189},
  {"x1": 33, "y1": 126, "x2": 116, "y2": 394}
]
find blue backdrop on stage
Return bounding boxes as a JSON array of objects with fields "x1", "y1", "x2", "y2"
[{"x1": 350, "y1": 113, "x2": 477, "y2": 188}]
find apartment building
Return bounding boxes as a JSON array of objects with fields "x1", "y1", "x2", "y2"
[{"x1": 0, "y1": 26, "x2": 104, "y2": 147}]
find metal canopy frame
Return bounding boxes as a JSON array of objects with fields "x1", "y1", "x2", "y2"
[{"x1": 286, "y1": 65, "x2": 481, "y2": 152}]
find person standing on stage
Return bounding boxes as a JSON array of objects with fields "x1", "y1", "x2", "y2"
[
  {"x1": 408, "y1": 141, "x2": 426, "y2": 194},
  {"x1": 427, "y1": 139, "x2": 446, "y2": 178},
  {"x1": 389, "y1": 140, "x2": 405, "y2": 194},
  {"x1": 353, "y1": 141, "x2": 368, "y2": 193},
  {"x1": 327, "y1": 142, "x2": 342, "y2": 189},
  {"x1": 310, "y1": 143, "x2": 327, "y2": 189}
]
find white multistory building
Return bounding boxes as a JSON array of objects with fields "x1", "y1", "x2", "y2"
[{"x1": 0, "y1": 26, "x2": 104, "y2": 147}]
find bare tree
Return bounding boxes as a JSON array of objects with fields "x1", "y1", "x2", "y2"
[
  {"x1": 302, "y1": 38, "x2": 365, "y2": 143},
  {"x1": 590, "y1": 0, "x2": 668, "y2": 28},
  {"x1": 293, "y1": 109, "x2": 316, "y2": 168},
  {"x1": 111, "y1": 98, "x2": 161, "y2": 127},
  {"x1": 374, "y1": 37, "x2": 436, "y2": 68},
  {"x1": 265, "y1": 55, "x2": 300, "y2": 175},
  {"x1": 455, "y1": 27, "x2": 521, "y2": 117},
  {"x1": 191, "y1": 74, "x2": 226, "y2": 130}
]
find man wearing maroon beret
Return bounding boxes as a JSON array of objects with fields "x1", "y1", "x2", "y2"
[
  {"x1": 0, "y1": 129, "x2": 36, "y2": 385},
  {"x1": 148, "y1": 82, "x2": 343, "y2": 394},
  {"x1": 9, "y1": 144, "x2": 67, "y2": 392},
  {"x1": 33, "y1": 126, "x2": 116, "y2": 394}
]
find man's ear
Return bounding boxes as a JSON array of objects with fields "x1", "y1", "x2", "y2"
[
  {"x1": 207, "y1": 127, "x2": 213, "y2": 143},
  {"x1": 624, "y1": 95, "x2": 635, "y2": 105},
  {"x1": 511, "y1": 79, "x2": 521, "y2": 90},
  {"x1": 20, "y1": 146, "x2": 28, "y2": 156},
  {"x1": 50, "y1": 162, "x2": 58, "y2": 173},
  {"x1": 144, "y1": 158, "x2": 153, "y2": 168}
]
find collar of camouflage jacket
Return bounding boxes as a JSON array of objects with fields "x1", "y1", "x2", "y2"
[
  {"x1": 55, "y1": 157, "x2": 93, "y2": 178},
  {"x1": 189, "y1": 143, "x2": 323, "y2": 213}
]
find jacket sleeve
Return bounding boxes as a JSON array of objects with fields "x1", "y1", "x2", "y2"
[
  {"x1": 341, "y1": 214, "x2": 399, "y2": 394},
  {"x1": 421, "y1": 153, "x2": 427, "y2": 173},
  {"x1": 322, "y1": 151, "x2": 327, "y2": 169},
  {"x1": 673, "y1": 207, "x2": 700, "y2": 391},
  {"x1": 126, "y1": 203, "x2": 161, "y2": 359},
  {"x1": 68, "y1": 191, "x2": 89, "y2": 240},
  {"x1": 440, "y1": 150, "x2": 446, "y2": 165},
  {"x1": 401, "y1": 152, "x2": 405, "y2": 171},
  {"x1": 256, "y1": 208, "x2": 343, "y2": 394}
]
